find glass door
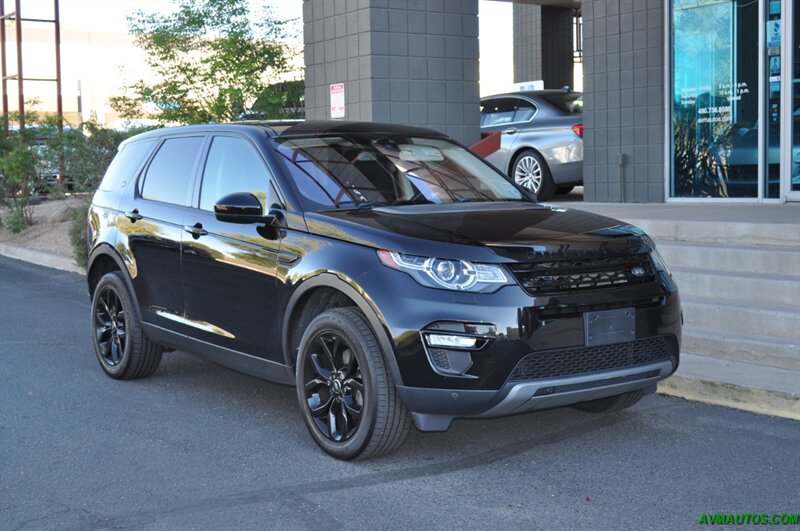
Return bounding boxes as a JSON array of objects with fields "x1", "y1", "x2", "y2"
[
  {"x1": 671, "y1": 0, "x2": 761, "y2": 198},
  {"x1": 786, "y1": 0, "x2": 800, "y2": 199}
]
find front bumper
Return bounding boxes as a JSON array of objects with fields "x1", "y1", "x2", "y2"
[
  {"x1": 397, "y1": 358, "x2": 674, "y2": 431},
  {"x1": 355, "y1": 264, "x2": 682, "y2": 430}
]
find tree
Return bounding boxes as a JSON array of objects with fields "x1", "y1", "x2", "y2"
[
  {"x1": 248, "y1": 80, "x2": 305, "y2": 120},
  {"x1": 110, "y1": 0, "x2": 295, "y2": 124},
  {"x1": 0, "y1": 109, "x2": 49, "y2": 232}
]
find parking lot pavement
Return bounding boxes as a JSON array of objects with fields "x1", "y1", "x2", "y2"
[{"x1": 1, "y1": 255, "x2": 798, "y2": 530}]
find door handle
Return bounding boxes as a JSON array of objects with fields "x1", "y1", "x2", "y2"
[
  {"x1": 502, "y1": 127, "x2": 518, "y2": 135},
  {"x1": 124, "y1": 209, "x2": 143, "y2": 222},
  {"x1": 184, "y1": 224, "x2": 208, "y2": 237}
]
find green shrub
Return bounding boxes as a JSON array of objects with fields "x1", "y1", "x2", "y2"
[
  {"x1": 69, "y1": 203, "x2": 90, "y2": 268},
  {"x1": 3, "y1": 201, "x2": 32, "y2": 233}
]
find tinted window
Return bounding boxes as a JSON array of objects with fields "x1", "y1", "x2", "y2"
[
  {"x1": 273, "y1": 134, "x2": 525, "y2": 211},
  {"x1": 141, "y1": 136, "x2": 204, "y2": 205},
  {"x1": 481, "y1": 98, "x2": 536, "y2": 126},
  {"x1": 539, "y1": 92, "x2": 583, "y2": 114},
  {"x1": 199, "y1": 136, "x2": 272, "y2": 211},
  {"x1": 98, "y1": 140, "x2": 155, "y2": 192}
]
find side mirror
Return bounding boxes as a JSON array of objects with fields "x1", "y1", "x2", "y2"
[{"x1": 214, "y1": 192, "x2": 273, "y2": 224}]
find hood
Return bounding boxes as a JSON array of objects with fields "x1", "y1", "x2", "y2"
[{"x1": 303, "y1": 202, "x2": 651, "y2": 263}]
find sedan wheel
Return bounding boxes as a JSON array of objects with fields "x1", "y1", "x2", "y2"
[
  {"x1": 514, "y1": 155, "x2": 543, "y2": 193},
  {"x1": 511, "y1": 149, "x2": 556, "y2": 200}
]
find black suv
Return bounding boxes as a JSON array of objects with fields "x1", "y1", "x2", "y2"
[{"x1": 86, "y1": 121, "x2": 681, "y2": 460}]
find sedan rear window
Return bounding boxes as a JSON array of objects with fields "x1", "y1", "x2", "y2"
[
  {"x1": 539, "y1": 92, "x2": 583, "y2": 114},
  {"x1": 273, "y1": 134, "x2": 527, "y2": 210}
]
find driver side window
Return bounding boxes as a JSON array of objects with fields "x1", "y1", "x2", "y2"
[{"x1": 199, "y1": 136, "x2": 274, "y2": 212}]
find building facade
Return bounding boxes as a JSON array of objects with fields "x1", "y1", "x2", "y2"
[{"x1": 304, "y1": 0, "x2": 798, "y2": 203}]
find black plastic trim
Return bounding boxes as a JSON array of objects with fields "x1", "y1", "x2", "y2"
[{"x1": 143, "y1": 323, "x2": 293, "y2": 385}]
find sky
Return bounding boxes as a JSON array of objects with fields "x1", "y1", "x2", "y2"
[
  {"x1": 22, "y1": 0, "x2": 305, "y2": 37},
  {"x1": 13, "y1": 0, "x2": 515, "y2": 123}
]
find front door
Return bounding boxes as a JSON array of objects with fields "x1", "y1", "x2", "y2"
[{"x1": 180, "y1": 135, "x2": 283, "y2": 362}]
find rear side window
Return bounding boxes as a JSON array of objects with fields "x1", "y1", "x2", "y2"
[
  {"x1": 141, "y1": 136, "x2": 204, "y2": 206},
  {"x1": 481, "y1": 98, "x2": 536, "y2": 126},
  {"x1": 199, "y1": 136, "x2": 272, "y2": 211},
  {"x1": 97, "y1": 140, "x2": 155, "y2": 192}
]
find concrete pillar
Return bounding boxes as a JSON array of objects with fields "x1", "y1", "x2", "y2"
[
  {"x1": 302, "y1": 0, "x2": 481, "y2": 146},
  {"x1": 581, "y1": 0, "x2": 665, "y2": 203},
  {"x1": 513, "y1": 4, "x2": 574, "y2": 89}
]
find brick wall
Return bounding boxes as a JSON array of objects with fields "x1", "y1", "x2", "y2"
[
  {"x1": 303, "y1": 0, "x2": 481, "y2": 145},
  {"x1": 582, "y1": 0, "x2": 665, "y2": 202}
]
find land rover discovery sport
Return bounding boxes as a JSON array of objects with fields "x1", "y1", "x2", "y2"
[{"x1": 86, "y1": 121, "x2": 681, "y2": 460}]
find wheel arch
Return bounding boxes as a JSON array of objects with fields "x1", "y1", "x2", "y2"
[
  {"x1": 282, "y1": 272, "x2": 405, "y2": 387},
  {"x1": 508, "y1": 145, "x2": 551, "y2": 178},
  {"x1": 87, "y1": 244, "x2": 142, "y2": 318}
]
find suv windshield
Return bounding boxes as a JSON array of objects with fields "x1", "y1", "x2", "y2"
[
  {"x1": 539, "y1": 92, "x2": 583, "y2": 114},
  {"x1": 273, "y1": 134, "x2": 527, "y2": 210}
]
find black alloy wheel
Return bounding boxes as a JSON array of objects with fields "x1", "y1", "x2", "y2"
[
  {"x1": 302, "y1": 331, "x2": 365, "y2": 442},
  {"x1": 296, "y1": 308, "x2": 410, "y2": 459},
  {"x1": 91, "y1": 271, "x2": 163, "y2": 379},
  {"x1": 94, "y1": 286, "x2": 128, "y2": 367}
]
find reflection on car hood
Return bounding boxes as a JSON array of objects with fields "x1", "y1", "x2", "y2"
[{"x1": 304, "y1": 202, "x2": 650, "y2": 263}]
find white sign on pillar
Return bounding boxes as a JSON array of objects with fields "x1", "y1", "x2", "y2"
[{"x1": 330, "y1": 83, "x2": 345, "y2": 119}]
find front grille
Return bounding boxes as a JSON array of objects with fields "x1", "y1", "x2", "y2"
[
  {"x1": 509, "y1": 253, "x2": 655, "y2": 296},
  {"x1": 508, "y1": 336, "x2": 676, "y2": 382}
]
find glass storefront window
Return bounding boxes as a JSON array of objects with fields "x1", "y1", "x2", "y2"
[
  {"x1": 793, "y1": 0, "x2": 800, "y2": 191},
  {"x1": 671, "y1": 0, "x2": 760, "y2": 198}
]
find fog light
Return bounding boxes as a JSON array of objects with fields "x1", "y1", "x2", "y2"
[
  {"x1": 428, "y1": 348, "x2": 473, "y2": 376},
  {"x1": 425, "y1": 334, "x2": 478, "y2": 349}
]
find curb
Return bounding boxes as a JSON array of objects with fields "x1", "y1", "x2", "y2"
[
  {"x1": 658, "y1": 376, "x2": 800, "y2": 421},
  {"x1": 0, "y1": 243, "x2": 85, "y2": 275}
]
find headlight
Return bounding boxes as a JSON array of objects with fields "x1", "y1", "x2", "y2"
[
  {"x1": 377, "y1": 250, "x2": 510, "y2": 293},
  {"x1": 649, "y1": 247, "x2": 670, "y2": 274}
]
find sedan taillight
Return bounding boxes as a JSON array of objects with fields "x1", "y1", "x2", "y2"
[{"x1": 572, "y1": 123, "x2": 584, "y2": 138}]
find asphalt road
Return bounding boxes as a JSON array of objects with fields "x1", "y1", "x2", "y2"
[{"x1": 1, "y1": 255, "x2": 798, "y2": 530}]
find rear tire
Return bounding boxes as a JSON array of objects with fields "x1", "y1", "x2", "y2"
[
  {"x1": 91, "y1": 271, "x2": 163, "y2": 379},
  {"x1": 296, "y1": 307, "x2": 410, "y2": 460},
  {"x1": 572, "y1": 390, "x2": 644, "y2": 413},
  {"x1": 511, "y1": 149, "x2": 556, "y2": 201}
]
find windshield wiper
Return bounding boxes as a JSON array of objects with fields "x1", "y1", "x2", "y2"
[{"x1": 355, "y1": 201, "x2": 390, "y2": 210}]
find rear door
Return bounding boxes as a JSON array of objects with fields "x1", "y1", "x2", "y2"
[
  {"x1": 180, "y1": 134, "x2": 283, "y2": 362},
  {"x1": 118, "y1": 135, "x2": 206, "y2": 331},
  {"x1": 480, "y1": 97, "x2": 537, "y2": 173}
]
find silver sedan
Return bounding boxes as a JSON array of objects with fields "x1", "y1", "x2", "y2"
[{"x1": 480, "y1": 90, "x2": 583, "y2": 201}]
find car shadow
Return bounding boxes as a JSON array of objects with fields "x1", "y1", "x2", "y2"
[{"x1": 148, "y1": 348, "x2": 659, "y2": 467}]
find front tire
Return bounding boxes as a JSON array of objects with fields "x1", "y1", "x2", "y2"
[
  {"x1": 511, "y1": 149, "x2": 556, "y2": 201},
  {"x1": 296, "y1": 307, "x2": 410, "y2": 460},
  {"x1": 571, "y1": 389, "x2": 644, "y2": 413},
  {"x1": 91, "y1": 271, "x2": 163, "y2": 379}
]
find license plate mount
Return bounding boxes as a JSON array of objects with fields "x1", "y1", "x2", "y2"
[{"x1": 584, "y1": 307, "x2": 636, "y2": 347}]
